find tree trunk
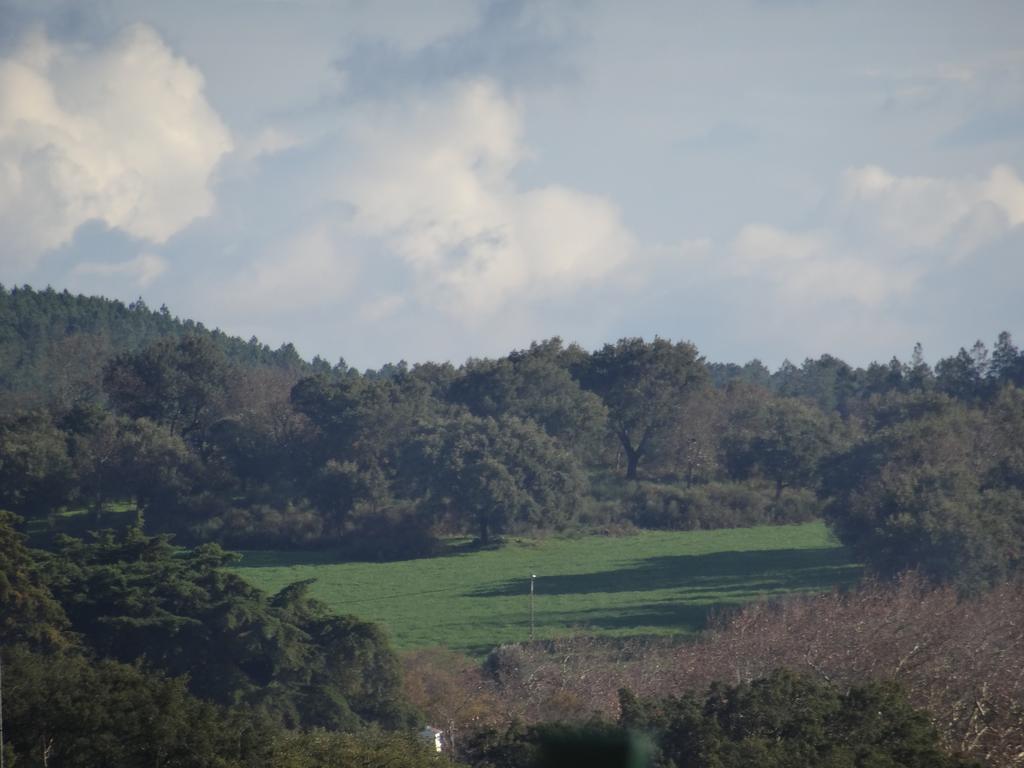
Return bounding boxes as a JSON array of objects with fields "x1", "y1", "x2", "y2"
[
  {"x1": 619, "y1": 431, "x2": 642, "y2": 480},
  {"x1": 478, "y1": 516, "x2": 489, "y2": 547}
]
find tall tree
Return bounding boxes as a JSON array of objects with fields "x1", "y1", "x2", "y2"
[
  {"x1": 103, "y1": 335, "x2": 230, "y2": 439},
  {"x1": 0, "y1": 511, "x2": 70, "y2": 650},
  {"x1": 577, "y1": 338, "x2": 706, "y2": 479},
  {"x1": 751, "y1": 399, "x2": 834, "y2": 500},
  {"x1": 449, "y1": 351, "x2": 607, "y2": 459},
  {"x1": 410, "y1": 414, "x2": 586, "y2": 545},
  {"x1": 822, "y1": 394, "x2": 1024, "y2": 591},
  {"x1": 0, "y1": 411, "x2": 75, "y2": 517},
  {"x1": 43, "y1": 527, "x2": 414, "y2": 729}
]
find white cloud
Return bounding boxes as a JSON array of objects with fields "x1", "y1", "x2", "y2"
[
  {"x1": 336, "y1": 80, "x2": 634, "y2": 316},
  {"x1": 727, "y1": 165, "x2": 1023, "y2": 307},
  {"x1": 221, "y1": 222, "x2": 357, "y2": 315},
  {"x1": 839, "y1": 164, "x2": 1024, "y2": 255},
  {"x1": 731, "y1": 225, "x2": 920, "y2": 306},
  {"x1": 70, "y1": 251, "x2": 168, "y2": 288},
  {"x1": 0, "y1": 24, "x2": 232, "y2": 271}
]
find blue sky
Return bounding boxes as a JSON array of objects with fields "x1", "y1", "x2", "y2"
[{"x1": 1, "y1": 0, "x2": 1022, "y2": 368}]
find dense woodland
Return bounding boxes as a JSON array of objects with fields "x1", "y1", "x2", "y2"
[{"x1": 2, "y1": 284, "x2": 1023, "y2": 766}]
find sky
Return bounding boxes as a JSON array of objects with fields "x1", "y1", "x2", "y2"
[{"x1": 1, "y1": 0, "x2": 1022, "y2": 370}]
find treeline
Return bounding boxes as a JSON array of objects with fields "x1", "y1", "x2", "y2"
[
  {"x1": 2, "y1": 286, "x2": 1023, "y2": 590},
  {"x1": 0, "y1": 284, "x2": 326, "y2": 412}
]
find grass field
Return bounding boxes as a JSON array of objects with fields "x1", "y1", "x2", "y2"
[{"x1": 229, "y1": 521, "x2": 861, "y2": 656}]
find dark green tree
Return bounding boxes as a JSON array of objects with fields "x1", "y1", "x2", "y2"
[
  {"x1": 42, "y1": 527, "x2": 414, "y2": 729},
  {"x1": 0, "y1": 410, "x2": 75, "y2": 517},
  {"x1": 410, "y1": 414, "x2": 586, "y2": 545},
  {"x1": 621, "y1": 670, "x2": 979, "y2": 768},
  {"x1": 1, "y1": 645, "x2": 270, "y2": 768},
  {"x1": 822, "y1": 394, "x2": 1024, "y2": 590},
  {"x1": 577, "y1": 338, "x2": 706, "y2": 479},
  {"x1": 103, "y1": 335, "x2": 231, "y2": 439},
  {"x1": 751, "y1": 399, "x2": 834, "y2": 500},
  {"x1": 449, "y1": 351, "x2": 607, "y2": 459},
  {"x1": 0, "y1": 511, "x2": 70, "y2": 650}
]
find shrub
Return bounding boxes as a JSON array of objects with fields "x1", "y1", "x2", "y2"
[{"x1": 624, "y1": 481, "x2": 820, "y2": 530}]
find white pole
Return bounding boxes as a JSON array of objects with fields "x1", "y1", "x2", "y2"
[{"x1": 529, "y1": 574, "x2": 536, "y2": 641}]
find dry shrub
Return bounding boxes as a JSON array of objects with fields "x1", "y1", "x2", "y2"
[{"x1": 483, "y1": 576, "x2": 1024, "y2": 767}]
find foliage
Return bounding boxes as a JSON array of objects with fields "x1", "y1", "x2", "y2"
[
  {"x1": 1, "y1": 645, "x2": 271, "y2": 768},
  {"x1": 460, "y1": 671, "x2": 975, "y2": 768},
  {"x1": 624, "y1": 481, "x2": 820, "y2": 530},
  {"x1": 577, "y1": 337, "x2": 706, "y2": 479},
  {"x1": 0, "y1": 410, "x2": 75, "y2": 516},
  {"x1": 0, "y1": 511, "x2": 70, "y2": 649},
  {"x1": 822, "y1": 392, "x2": 1024, "y2": 590},
  {"x1": 103, "y1": 334, "x2": 231, "y2": 438},
  {"x1": 409, "y1": 413, "x2": 587, "y2": 545},
  {"x1": 621, "y1": 670, "x2": 980, "y2": 768},
  {"x1": 4, "y1": 286, "x2": 1024, "y2": 591},
  {"x1": 41, "y1": 526, "x2": 414, "y2": 729},
  {"x1": 449, "y1": 340, "x2": 608, "y2": 459}
]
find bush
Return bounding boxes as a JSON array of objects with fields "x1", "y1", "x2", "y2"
[
  {"x1": 624, "y1": 481, "x2": 820, "y2": 530},
  {"x1": 197, "y1": 501, "x2": 327, "y2": 548},
  {"x1": 340, "y1": 503, "x2": 440, "y2": 561}
]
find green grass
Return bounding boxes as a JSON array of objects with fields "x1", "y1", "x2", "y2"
[{"x1": 229, "y1": 522, "x2": 860, "y2": 656}]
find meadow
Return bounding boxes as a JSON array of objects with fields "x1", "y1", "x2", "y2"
[{"x1": 229, "y1": 522, "x2": 861, "y2": 655}]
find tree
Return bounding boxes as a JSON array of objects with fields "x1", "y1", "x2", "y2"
[
  {"x1": 103, "y1": 334, "x2": 230, "y2": 439},
  {"x1": 822, "y1": 394, "x2": 1024, "y2": 590},
  {"x1": 577, "y1": 338, "x2": 706, "y2": 479},
  {"x1": 935, "y1": 346, "x2": 986, "y2": 401},
  {"x1": 1, "y1": 646, "x2": 268, "y2": 768},
  {"x1": 751, "y1": 399, "x2": 834, "y2": 500},
  {"x1": 0, "y1": 411, "x2": 75, "y2": 517},
  {"x1": 410, "y1": 414, "x2": 586, "y2": 545},
  {"x1": 449, "y1": 352, "x2": 607, "y2": 460},
  {"x1": 990, "y1": 331, "x2": 1024, "y2": 387},
  {"x1": 402, "y1": 648, "x2": 501, "y2": 753},
  {"x1": 42, "y1": 527, "x2": 414, "y2": 730},
  {"x1": 65, "y1": 408, "x2": 131, "y2": 524},
  {"x1": 663, "y1": 386, "x2": 723, "y2": 486},
  {"x1": 0, "y1": 511, "x2": 70, "y2": 650},
  {"x1": 630, "y1": 670, "x2": 980, "y2": 768}
]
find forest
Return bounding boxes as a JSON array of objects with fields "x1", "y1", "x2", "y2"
[{"x1": 2, "y1": 284, "x2": 1023, "y2": 767}]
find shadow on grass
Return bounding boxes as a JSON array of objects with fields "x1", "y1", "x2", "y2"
[
  {"x1": 468, "y1": 547, "x2": 860, "y2": 598},
  {"x1": 230, "y1": 537, "x2": 486, "y2": 568}
]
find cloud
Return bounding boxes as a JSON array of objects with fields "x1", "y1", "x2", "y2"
[
  {"x1": 731, "y1": 225, "x2": 920, "y2": 305},
  {"x1": 838, "y1": 164, "x2": 1024, "y2": 255},
  {"x1": 336, "y1": 80, "x2": 634, "y2": 316},
  {"x1": 0, "y1": 24, "x2": 231, "y2": 272},
  {"x1": 727, "y1": 164, "x2": 1024, "y2": 307},
  {"x1": 70, "y1": 251, "x2": 168, "y2": 287},
  {"x1": 221, "y1": 222, "x2": 358, "y2": 315}
]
